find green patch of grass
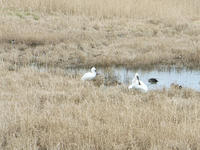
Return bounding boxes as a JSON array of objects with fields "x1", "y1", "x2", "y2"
[
  {"x1": 1, "y1": 9, "x2": 39, "y2": 20},
  {"x1": 32, "y1": 14, "x2": 39, "y2": 20},
  {"x1": 16, "y1": 12, "x2": 24, "y2": 19},
  {"x1": 22, "y1": 11, "x2": 40, "y2": 20},
  {"x1": 24, "y1": 12, "x2": 31, "y2": 16}
]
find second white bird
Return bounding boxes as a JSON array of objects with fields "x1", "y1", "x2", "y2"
[{"x1": 128, "y1": 73, "x2": 148, "y2": 92}]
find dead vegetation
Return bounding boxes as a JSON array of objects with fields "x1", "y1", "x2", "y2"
[
  {"x1": 1, "y1": 0, "x2": 200, "y2": 19},
  {"x1": 1, "y1": 13, "x2": 200, "y2": 69},
  {"x1": 0, "y1": 6, "x2": 200, "y2": 68},
  {"x1": 0, "y1": 64, "x2": 199, "y2": 149},
  {"x1": 1, "y1": 0, "x2": 200, "y2": 149}
]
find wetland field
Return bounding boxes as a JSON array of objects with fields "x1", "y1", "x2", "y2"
[{"x1": 1, "y1": 0, "x2": 200, "y2": 149}]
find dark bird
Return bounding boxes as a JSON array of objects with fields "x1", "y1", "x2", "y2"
[{"x1": 148, "y1": 78, "x2": 158, "y2": 84}]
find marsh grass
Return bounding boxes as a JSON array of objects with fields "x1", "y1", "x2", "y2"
[
  {"x1": 1, "y1": 0, "x2": 200, "y2": 19},
  {"x1": 1, "y1": 0, "x2": 200, "y2": 69},
  {"x1": 1, "y1": 1, "x2": 200, "y2": 149},
  {"x1": 1, "y1": 13, "x2": 200, "y2": 69},
  {"x1": 0, "y1": 64, "x2": 200, "y2": 149}
]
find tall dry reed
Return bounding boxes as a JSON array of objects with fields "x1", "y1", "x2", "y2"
[
  {"x1": 1, "y1": 0, "x2": 200, "y2": 18},
  {"x1": 0, "y1": 64, "x2": 200, "y2": 149}
]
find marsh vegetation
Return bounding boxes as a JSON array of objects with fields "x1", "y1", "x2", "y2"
[{"x1": 1, "y1": 0, "x2": 200, "y2": 149}]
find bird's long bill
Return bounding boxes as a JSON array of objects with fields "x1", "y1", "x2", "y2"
[
  {"x1": 136, "y1": 76, "x2": 139, "y2": 81},
  {"x1": 96, "y1": 72, "x2": 100, "y2": 75}
]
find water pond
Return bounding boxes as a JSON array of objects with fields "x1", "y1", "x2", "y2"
[
  {"x1": 66, "y1": 66, "x2": 200, "y2": 91},
  {"x1": 30, "y1": 64, "x2": 200, "y2": 91}
]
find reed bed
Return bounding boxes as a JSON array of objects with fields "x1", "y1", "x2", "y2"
[
  {"x1": 0, "y1": 64, "x2": 200, "y2": 149},
  {"x1": 1, "y1": 0, "x2": 200, "y2": 149},
  {"x1": 1, "y1": 13, "x2": 200, "y2": 69},
  {"x1": 1, "y1": 0, "x2": 200, "y2": 19}
]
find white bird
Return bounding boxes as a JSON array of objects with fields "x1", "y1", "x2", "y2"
[
  {"x1": 128, "y1": 73, "x2": 148, "y2": 92},
  {"x1": 81, "y1": 67, "x2": 97, "y2": 81}
]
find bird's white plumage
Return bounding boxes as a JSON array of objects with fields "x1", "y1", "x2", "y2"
[
  {"x1": 81, "y1": 67, "x2": 97, "y2": 81},
  {"x1": 128, "y1": 73, "x2": 148, "y2": 92}
]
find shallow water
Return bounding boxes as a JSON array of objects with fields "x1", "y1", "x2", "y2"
[
  {"x1": 66, "y1": 66, "x2": 200, "y2": 91},
  {"x1": 30, "y1": 64, "x2": 200, "y2": 91}
]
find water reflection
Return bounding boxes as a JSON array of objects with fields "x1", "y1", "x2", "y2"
[
  {"x1": 30, "y1": 64, "x2": 200, "y2": 91},
  {"x1": 66, "y1": 66, "x2": 200, "y2": 91}
]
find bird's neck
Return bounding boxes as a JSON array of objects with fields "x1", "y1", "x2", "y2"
[{"x1": 92, "y1": 71, "x2": 96, "y2": 75}]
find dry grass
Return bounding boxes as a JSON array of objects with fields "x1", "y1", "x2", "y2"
[
  {"x1": 1, "y1": 12, "x2": 200, "y2": 69},
  {"x1": 1, "y1": 1, "x2": 200, "y2": 149},
  {"x1": 1, "y1": 0, "x2": 200, "y2": 69},
  {"x1": 0, "y1": 63, "x2": 200, "y2": 149},
  {"x1": 1, "y1": 0, "x2": 200, "y2": 19}
]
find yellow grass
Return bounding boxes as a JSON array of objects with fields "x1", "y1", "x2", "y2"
[
  {"x1": 1, "y1": 13, "x2": 200, "y2": 69},
  {"x1": 1, "y1": 0, "x2": 200, "y2": 19},
  {"x1": 0, "y1": 63, "x2": 200, "y2": 149},
  {"x1": 1, "y1": 0, "x2": 200, "y2": 149}
]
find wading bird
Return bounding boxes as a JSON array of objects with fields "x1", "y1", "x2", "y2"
[
  {"x1": 128, "y1": 73, "x2": 148, "y2": 92},
  {"x1": 148, "y1": 78, "x2": 158, "y2": 84},
  {"x1": 81, "y1": 67, "x2": 97, "y2": 81}
]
